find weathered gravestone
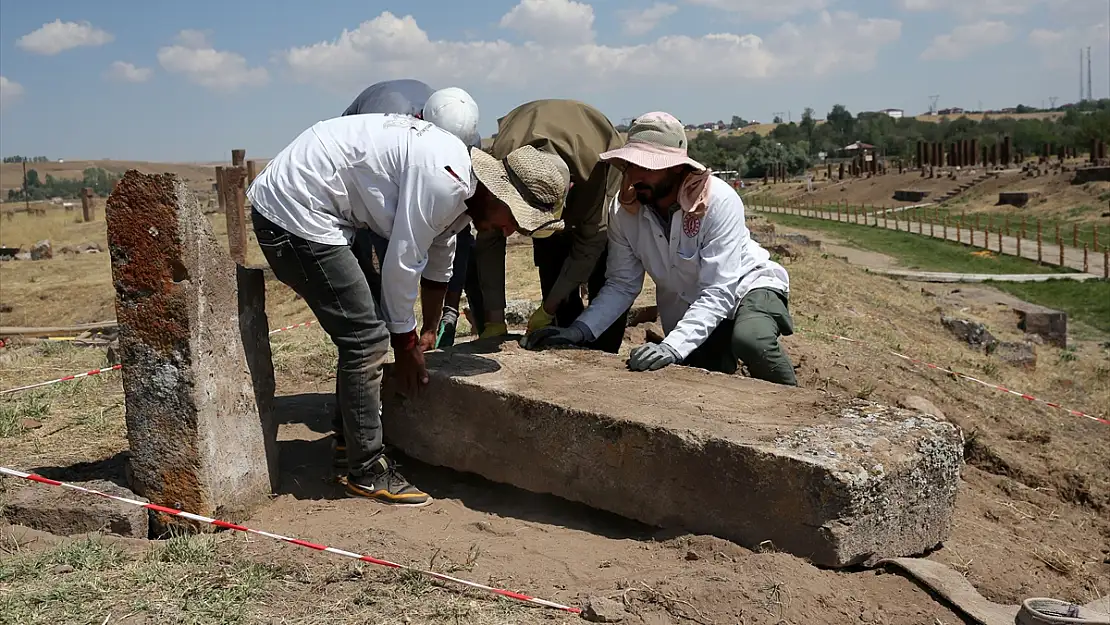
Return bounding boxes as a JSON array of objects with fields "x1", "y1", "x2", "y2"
[{"x1": 105, "y1": 170, "x2": 278, "y2": 533}]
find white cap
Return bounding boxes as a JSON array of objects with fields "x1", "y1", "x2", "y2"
[{"x1": 422, "y1": 87, "x2": 480, "y2": 149}]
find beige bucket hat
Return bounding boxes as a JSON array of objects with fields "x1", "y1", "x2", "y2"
[{"x1": 470, "y1": 145, "x2": 571, "y2": 237}]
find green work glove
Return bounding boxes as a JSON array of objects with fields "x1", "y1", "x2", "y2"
[
  {"x1": 527, "y1": 305, "x2": 556, "y2": 333},
  {"x1": 628, "y1": 343, "x2": 680, "y2": 372},
  {"x1": 479, "y1": 322, "x2": 508, "y2": 339}
]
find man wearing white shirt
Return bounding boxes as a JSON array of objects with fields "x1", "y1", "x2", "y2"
[
  {"x1": 521, "y1": 111, "x2": 797, "y2": 386},
  {"x1": 249, "y1": 113, "x2": 571, "y2": 505}
]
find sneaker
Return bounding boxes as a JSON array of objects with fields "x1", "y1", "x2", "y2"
[{"x1": 345, "y1": 456, "x2": 431, "y2": 507}]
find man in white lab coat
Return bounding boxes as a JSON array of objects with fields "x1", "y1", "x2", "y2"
[
  {"x1": 521, "y1": 111, "x2": 797, "y2": 386},
  {"x1": 249, "y1": 113, "x2": 571, "y2": 506}
]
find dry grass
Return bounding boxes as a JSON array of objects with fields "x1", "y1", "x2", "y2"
[{"x1": 0, "y1": 526, "x2": 562, "y2": 625}]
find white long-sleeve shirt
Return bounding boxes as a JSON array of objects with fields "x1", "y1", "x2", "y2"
[
  {"x1": 577, "y1": 176, "x2": 789, "y2": 359},
  {"x1": 248, "y1": 114, "x2": 476, "y2": 335}
]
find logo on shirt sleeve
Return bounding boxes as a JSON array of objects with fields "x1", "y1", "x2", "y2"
[{"x1": 682, "y1": 213, "x2": 702, "y2": 238}]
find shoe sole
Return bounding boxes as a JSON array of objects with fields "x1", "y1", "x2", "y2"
[{"x1": 344, "y1": 483, "x2": 433, "y2": 507}]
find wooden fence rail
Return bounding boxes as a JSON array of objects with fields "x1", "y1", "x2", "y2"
[{"x1": 748, "y1": 197, "x2": 1108, "y2": 279}]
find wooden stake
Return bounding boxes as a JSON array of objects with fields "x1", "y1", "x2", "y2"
[
  {"x1": 1073, "y1": 223, "x2": 1079, "y2": 247},
  {"x1": 1037, "y1": 223, "x2": 1043, "y2": 264},
  {"x1": 80, "y1": 187, "x2": 95, "y2": 222},
  {"x1": 1083, "y1": 244, "x2": 1088, "y2": 273},
  {"x1": 221, "y1": 166, "x2": 248, "y2": 265}
]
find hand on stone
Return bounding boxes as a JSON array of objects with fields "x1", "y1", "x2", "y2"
[
  {"x1": 628, "y1": 343, "x2": 680, "y2": 372},
  {"x1": 519, "y1": 324, "x2": 585, "y2": 350},
  {"x1": 394, "y1": 345, "x2": 429, "y2": 397}
]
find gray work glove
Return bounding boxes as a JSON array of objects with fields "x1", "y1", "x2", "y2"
[
  {"x1": 520, "y1": 321, "x2": 588, "y2": 350},
  {"x1": 628, "y1": 342, "x2": 681, "y2": 372}
]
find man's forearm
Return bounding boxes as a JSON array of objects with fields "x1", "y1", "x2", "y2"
[
  {"x1": 545, "y1": 228, "x2": 608, "y2": 312},
  {"x1": 419, "y1": 277, "x2": 449, "y2": 333}
]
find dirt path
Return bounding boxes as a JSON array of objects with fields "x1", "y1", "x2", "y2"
[
  {"x1": 752, "y1": 204, "x2": 1109, "y2": 277},
  {"x1": 248, "y1": 386, "x2": 964, "y2": 624}
]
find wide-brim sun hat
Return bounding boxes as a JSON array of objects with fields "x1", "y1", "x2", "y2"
[
  {"x1": 599, "y1": 111, "x2": 706, "y2": 172},
  {"x1": 423, "y1": 87, "x2": 481, "y2": 148},
  {"x1": 470, "y1": 145, "x2": 571, "y2": 237}
]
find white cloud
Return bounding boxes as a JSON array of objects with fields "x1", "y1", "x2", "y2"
[
  {"x1": 281, "y1": 8, "x2": 901, "y2": 91},
  {"x1": 1029, "y1": 22, "x2": 1109, "y2": 69},
  {"x1": 898, "y1": 0, "x2": 1044, "y2": 17},
  {"x1": 686, "y1": 0, "x2": 830, "y2": 20},
  {"x1": 16, "y1": 19, "x2": 114, "y2": 56},
  {"x1": 0, "y1": 76, "x2": 26, "y2": 108},
  {"x1": 920, "y1": 20, "x2": 1013, "y2": 60},
  {"x1": 106, "y1": 61, "x2": 153, "y2": 83},
  {"x1": 157, "y1": 30, "x2": 268, "y2": 91},
  {"x1": 499, "y1": 0, "x2": 595, "y2": 45},
  {"x1": 618, "y1": 3, "x2": 679, "y2": 36}
]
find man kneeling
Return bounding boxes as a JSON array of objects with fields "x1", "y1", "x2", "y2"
[{"x1": 521, "y1": 111, "x2": 797, "y2": 386}]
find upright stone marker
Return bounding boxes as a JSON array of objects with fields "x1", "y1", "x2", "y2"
[
  {"x1": 105, "y1": 170, "x2": 278, "y2": 533},
  {"x1": 80, "y1": 187, "x2": 95, "y2": 222}
]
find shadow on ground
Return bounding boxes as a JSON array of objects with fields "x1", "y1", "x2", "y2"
[{"x1": 273, "y1": 391, "x2": 670, "y2": 543}]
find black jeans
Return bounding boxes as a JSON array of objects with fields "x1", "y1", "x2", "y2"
[
  {"x1": 251, "y1": 209, "x2": 389, "y2": 476},
  {"x1": 532, "y1": 231, "x2": 627, "y2": 354}
]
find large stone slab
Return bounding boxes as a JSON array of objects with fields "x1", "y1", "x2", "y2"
[
  {"x1": 105, "y1": 171, "x2": 277, "y2": 533},
  {"x1": 1, "y1": 480, "x2": 150, "y2": 538},
  {"x1": 382, "y1": 341, "x2": 963, "y2": 568}
]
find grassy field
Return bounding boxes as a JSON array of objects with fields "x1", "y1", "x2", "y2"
[{"x1": 762, "y1": 212, "x2": 1110, "y2": 333}]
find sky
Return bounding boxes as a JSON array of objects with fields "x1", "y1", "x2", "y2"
[{"x1": 0, "y1": 0, "x2": 1106, "y2": 162}]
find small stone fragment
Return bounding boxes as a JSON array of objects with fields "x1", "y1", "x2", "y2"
[
  {"x1": 581, "y1": 596, "x2": 628, "y2": 623},
  {"x1": 941, "y1": 316, "x2": 997, "y2": 350},
  {"x1": 992, "y1": 341, "x2": 1037, "y2": 370},
  {"x1": 685, "y1": 550, "x2": 702, "y2": 561},
  {"x1": 504, "y1": 300, "x2": 539, "y2": 326},
  {"x1": 30, "y1": 240, "x2": 52, "y2": 260},
  {"x1": 19, "y1": 418, "x2": 43, "y2": 430},
  {"x1": 51, "y1": 564, "x2": 75, "y2": 575},
  {"x1": 897, "y1": 396, "x2": 946, "y2": 421}
]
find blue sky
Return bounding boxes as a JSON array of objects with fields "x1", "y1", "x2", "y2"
[{"x1": 0, "y1": 0, "x2": 1106, "y2": 162}]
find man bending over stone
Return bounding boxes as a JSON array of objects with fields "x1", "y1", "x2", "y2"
[
  {"x1": 470, "y1": 99, "x2": 629, "y2": 352},
  {"x1": 521, "y1": 112, "x2": 797, "y2": 386},
  {"x1": 340, "y1": 79, "x2": 483, "y2": 343},
  {"x1": 248, "y1": 113, "x2": 571, "y2": 505}
]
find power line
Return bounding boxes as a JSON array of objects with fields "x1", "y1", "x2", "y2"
[{"x1": 928, "y1": 95, "x2": 940, "y2": 114}]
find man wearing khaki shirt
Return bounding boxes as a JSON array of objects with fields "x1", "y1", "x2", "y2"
[{"x1": 471, "y1": 99, "x2": 629, "y2": 352}]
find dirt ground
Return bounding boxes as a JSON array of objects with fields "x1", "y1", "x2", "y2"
[{"x1": 2, "y1": 190, "x2": 1109, "y2": 624}]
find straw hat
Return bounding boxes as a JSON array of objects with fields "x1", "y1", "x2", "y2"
[{"x1": 470, "y1": 145, "x2": 571, "y2": 236}]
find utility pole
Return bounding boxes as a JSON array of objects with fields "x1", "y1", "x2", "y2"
[
  {"x1": 772, "y1": 111, "x2": 785, "y2": 123},
  {"x1": 1080, "y1": 48, "x2": 1085, "y2": 102},
  {"x1": 928, "y1": 95, "x2": 940, "y2": 114},
  {"x1": 1087, "y1": 46, "x2": 1092, "y2": 101},
  {"x1": 1049, "y1": 96, "x2": 1058, "y2": 109}
]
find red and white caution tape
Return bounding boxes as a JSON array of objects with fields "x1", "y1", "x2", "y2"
[
  {"x1": 0, "y1": 466, "x2": 582, "y2": 614},
  {"x1": 821, "y1": 332, "x2": 1109, "y2": 426},
  {"x1": 1, "y1": 320, "x2": 318, "y2": 394},
  {"x1": 0, "y1": 364, "x2": 123, "y2": 396},
  {"x1": 268, "y1": 320, "x2": 316, "y2": 335}
]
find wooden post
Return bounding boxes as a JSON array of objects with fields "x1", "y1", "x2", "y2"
[
  {"x1": 221, "y1": 165, "x2": 248, "y2": 265},
  {"x1": 956, "y1": 218, "x2": 961, "y2": 245},
  {"x1": 1021, "y1": 215, "x2": 1026, "y2": 240},
  {"x1": 1104, "y1": 249, "x2": 1108, "y2": 279},
  {"x1": 1095, "y1": 225, "x2": 1100, "y2": 252},
  {"x1": 893, "y1": 207, "x2": 899, "y2": 231},
  {"x1": 215, "y1": 166, "x2": 228, "y2": 214},
  {"x1": 1083, "y1": 244, "x2": 1088, "y2": 273},
  {"x1": 1017, "y1": 230, "x2": 1022, "y2": 257},
  {"x1": 987, "y1": 215, "x2": 992, "y2": 249},
  {"x1": 246, "y1": 160, "x2": 258, "y2": 185},
  {"x1": 80, "y1": 187, "x2": 95, "y2": 222},
  {"x1": 1036, "y1": 220, "x2": 1043, "y2": 263},
  {"x1": 1004, "y1": 215, "x2": 1010, "y2": 237},
  {"x1": 943, "y1": 215, "x2": 948, "y2": 240},
  {"x1": 883, "y1": 207, "x2": 888, "y2": 229},
  {"x1": 974, "y1": 215, "x2": 980, "y2": 247},
  {"x1": 998, "y1": 229, "x2": 1003, "y2": 254},
  {"x1": 930, "y1": 209, "x2": 936, "y2": 237},
  {"x1": 1073, "y1": 223, "x2": 1079, "y2": 247}
]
